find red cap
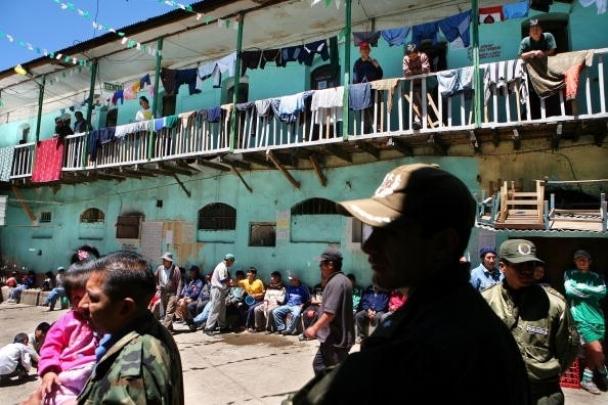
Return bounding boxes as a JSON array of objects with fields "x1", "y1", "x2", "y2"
[{"x1": 359, "y1": 42, "x2": 370, "y2": 50}]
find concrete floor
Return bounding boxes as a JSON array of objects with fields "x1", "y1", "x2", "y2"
[{"x1": 0, "y1": 304, "x2": 605, "y2": 405}]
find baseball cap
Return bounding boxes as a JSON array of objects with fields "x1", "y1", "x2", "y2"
[
  {"x1": 573, "y1": 250, "x2": 591, "y2": 260},
  {"x1": 161, "y1": 252, "x2": 174, "y2": 262},
  {"x1": 224, "y1": 253, "x2": 236, "y2": 261},
  {"x1": 498, "y1": 239, "x2": 543, "y2": 264},
  {"x1": 359, "y1": 41, "x2": 370, "y2": 50},
  {"x1": 337, "y1": 164, "x2": 476, "y2": 230},
  {"x1": 317, "y1": 248, "x2": 343, "y2": 263},
  {"x1": 529, "y1": 19, "x2": 540, "y2": 27}
]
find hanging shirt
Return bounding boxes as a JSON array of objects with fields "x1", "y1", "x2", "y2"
[
  {"x1": 503, "y1": 1, "x2": 530, "y2": 19},
  {"x1": 411, "y1": 21, "x2": 439, "y2": 47},
  {"x1": 437, "y1": 10, "x2": 471, "y2": 48},
  {"x1": 241, "y1": 51, "x2": 263, "y2": 74},
  {"x1": 579, "y1": 0, "x2": 607, "y2": 15},
  {"x1": 174, "y1": 68, "x2": 201, "y2": 96},
  {"x1": 381, "y1": 27, "x2": 410, "y2": 47},
  {"x1": 530, "y1": 0, "x2": 553, "y2": 12},
  {"x1": 352, "y1": 32, "x2": 381, "y2": 47},
  {"x1": 349, "y1": 83, "x2": 372, "y2": 111},
  {"x1": 353, "y1": 58, "x2": 383, "y2": 84}
]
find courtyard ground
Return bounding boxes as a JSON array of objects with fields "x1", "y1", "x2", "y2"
[{"x1": 0, "y1": 304, "x2": 605, "y2": 405}]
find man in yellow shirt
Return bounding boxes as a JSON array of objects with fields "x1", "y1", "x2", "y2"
[{"x1": 240, "y1": 267, "x2": 266, "y2": 332}]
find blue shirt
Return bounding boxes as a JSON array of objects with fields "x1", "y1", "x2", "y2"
[
  {"x1": 470, "y1": 264, "x2": 504, "y2": 292},
  {"x1": 285, "y1": 285, "x2": 310, "y2": 306},
  {"x1": 359, "y1": 288, "x2": 389, "y2": 312}
]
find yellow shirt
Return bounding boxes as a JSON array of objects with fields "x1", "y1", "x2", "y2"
[{"x1": 239, "y1": 279, "x2": 265, "y2": 296}]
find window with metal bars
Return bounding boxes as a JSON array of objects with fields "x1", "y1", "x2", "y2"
[
  {"x1": 249, "y1": 222, "x2": 276, "y2": 247},
  {"x1": 39, "y1": 211, "x2": 52, "y2": 223},
  {"x1": 198, "y1": 203, "x2": 237, "y2": 231},
  {"x1": 80, "y1": 208, "x2": 105, "y2": 224},
  {"x1": 116, "y1": 213, "x2": 144, "y2": 239},
  {"x1": 291, "y1": 198, "x2": 338, "y2": 216}
]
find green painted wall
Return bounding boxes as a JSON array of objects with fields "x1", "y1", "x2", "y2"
[{"x1": 1, "y1": 156, "x2": 479, "y2": 287}]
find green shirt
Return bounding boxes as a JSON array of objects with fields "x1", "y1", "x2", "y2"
[
  {"x1": 519, "y1": 32, "x2": 557, "y2": 55},
  {"x1": 564, "y1": 269, "x2": 607, "y2": 326}
]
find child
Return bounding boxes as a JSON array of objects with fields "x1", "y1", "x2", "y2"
[
  {"x1": 37, "y1": 265, "x2": 98, "y2": 404},
  {"x1": 0, "y1": 333, "x2": 38, "y2": 384}
]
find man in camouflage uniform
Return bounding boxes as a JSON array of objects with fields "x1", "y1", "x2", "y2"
[
  {"x1": 483, "y1": 239, "x2": 579, "y2": 405},
  {"x1": 78, "y1": 251, "x2": 184, "y2": 405}
]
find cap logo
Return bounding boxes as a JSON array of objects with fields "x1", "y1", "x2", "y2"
[
  {"x1": 374, "y1": 173, "x2": 402, "y2": 198},
  {"x1": 517, "y1": 243, "x2": 532, "y2": 256}
]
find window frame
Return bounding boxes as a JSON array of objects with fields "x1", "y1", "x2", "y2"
[
  {"x1": 198, "y1": 203, "x2": 237, "y2": 231},
  {"x1": 80, "y1": 208, "x2": 105, "y2": 224},
  {"x1": 248, "y1": 222, "x2": 277, "y2": 247}
]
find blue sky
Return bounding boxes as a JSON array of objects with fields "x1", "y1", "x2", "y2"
[{"x1": 0, "y1": 0, "x2": 199, "y2": 71}]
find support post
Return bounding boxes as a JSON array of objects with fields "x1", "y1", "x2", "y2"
[
  {"x1": 471, "y1": 0, "x2": 482, "y2": 128},
  {"x1": 308, "y1": 154, "x2": 327, "y2": 187},
  {"x1": 230, "y1": 13, "x2": 245, "y2": 151},
  {"x1": 85, "y1": 59, "x2": 98, "y2": 128},
  {"x1": 342, "y1": 0, "x2": 352, "y2": 140},
  {"x1": 267, "y1": 150, "x2": 300, "y2": 189},
  {"x1": 149, "y1": 38, "x2": 164, "y2": 160},
  {"x1": 35, "y1": 75, "x2": 46, "y2": 142}
]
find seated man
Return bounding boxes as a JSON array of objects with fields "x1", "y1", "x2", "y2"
[
  {"x1": 176, "y1": 266, "x2": 203, "y2": 323},
  {"x1": 8, "y1": 271, "x2": 36, "y2": 303},
  {"x1": 347, "y1": 274, "x2": 363, "y2": 315},
  {"x1": 402, "y1": 43, "x2": 430, "y2": 130},
  {"x1": 225, "y1": 271, "x2": 246, "y2": 331},
  {"x1": 355, "y1": 285, "x2": 389, "y2": 342},
  {"x1": 519, "y1": 19, "x2": 556, "y2": 61},
  {"x1": 273, "y1": 275, "x2": 310, "y2": 336},
  {"x1": 240, "y1": 267, "x2": 266, "y2": 332},
  {"x1": 43, "y1": 267, "x2": 66, "y2": 311},
  {"x1": 0, "y1": 333, "x2": 37, "y2": 384},
  {"x1": 300, "y1": 283, "x2": 324, "y2": 339},
  {"x1": 191, "y1": 273, "x2": 211, "y2": 319},
  {"x1": 254, "y1": 271, "x2": 286, "y2": 332}
]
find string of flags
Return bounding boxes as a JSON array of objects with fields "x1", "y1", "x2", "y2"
[
  {"x1": 155, "y1": 0, "x2": 240, "y2": 30},
  {"x1": 50, "y1": 0, "x2": 162, "y2": 57}
]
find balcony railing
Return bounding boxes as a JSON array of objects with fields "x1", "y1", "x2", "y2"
[{"x1": 8, "y1": 48, "x2": 608, "y2": 181}]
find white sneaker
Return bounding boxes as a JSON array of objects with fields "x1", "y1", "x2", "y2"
[{"x1": 581, "y1": 380, "x2": 602, "y2": 395}]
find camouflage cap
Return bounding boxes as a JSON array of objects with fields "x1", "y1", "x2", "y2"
[
  {"x1": 337, "y1": 163, "x2": 476, "y2": 229},
  {"x1": 499, "y1": 239, "x2": 544, "y2": 264}
]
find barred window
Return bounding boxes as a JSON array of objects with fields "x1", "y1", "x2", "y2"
[
  {"x1": 291, "y1": 198, "x2": 338, "y2": 216},
  {"x1": 116, "y1": 213, "x2": 144, "y2": 239},
  {"x1": 80, "y1": 208, "x2": 105, "y2": 224},
  {"x1": 198, "y1": 203, "x2": 236, "y2": 231},
  {"x1": 39, "y1": 211, "x2": 52, "y2": 223}
]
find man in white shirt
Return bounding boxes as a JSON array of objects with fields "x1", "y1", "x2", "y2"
[
  {"x1": 0, "y1": 333, "x2": 37, "y2": 383},
  {"x1": 204, "y1": 253, "x2": 235, "y2": 335}
]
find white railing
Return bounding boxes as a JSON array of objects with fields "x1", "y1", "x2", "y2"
[
  {"x1": 63, "y1": 133, "x2": 87, "y2": 171},
  {"x1": 481, "y1": 48, "x2": 608, "y2": 128},
  {"x1": 10, "y1": 142, "x2": 35, "y2": 179}
]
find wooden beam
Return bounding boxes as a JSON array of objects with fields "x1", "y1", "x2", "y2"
[
  {"x1": 427, "y1": 134, "x2": 449, "y2": 156},
  {"x1": 217, "y1": 156, "x2": 251, "y2": 171},
  {"x1": 356, "y1": 142, "x2": 380, "y2": 159},
  {"x1": 120, "y1": 168, "x2": 157, "y2": 178},
  {"x1": 387, "y1": 138, "x2": 413, "y2": 156},
  {"x1": 267, "y1": 150, "x2": 300, "y2": 189},
  {"x1": 11, "y1": 185, "x2": 37, "y2": 224},
  {"x1": 91, "y1": 172, "x2": 127, "y2": 181},
  {"x1": 177, "y1": 160, "x2": 201, "y2": 172},
  {"x1": 230, "y1": 165, "x2": 253, "y2": 193},
  {"x1": 326, "y1": 144, "x2": 352, "y2": 163},
  {"x1": 172, "y1": 174, "x2": 192, "y2": 198},
  {"x1": 241, "y1": 154, "x2": 275, "y2": 169},
  {"x1": 159, "y1": 163, "x2": 195, "y2": 177},
  {"x1": 195, "y1": 158, "x2": 231, "y2": 172},
  {"x1": 308, "y1": 154, "x2": 327, "y2": 187}
]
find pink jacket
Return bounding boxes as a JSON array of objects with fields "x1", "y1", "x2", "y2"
[
  {"x1": 38, "y1": 309, "x2": 98, "y2": 376},
  {"x1": 388, "y1": 291, "x2": 407, "y2": 312}
]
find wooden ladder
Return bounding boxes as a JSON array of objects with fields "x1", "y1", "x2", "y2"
[{"x1": 496, "y1": 180, "x2": 545, "y2": 230}]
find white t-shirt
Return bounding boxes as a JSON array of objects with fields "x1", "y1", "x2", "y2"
[
  {"x1": 156, "y1": 265, "x2": 172, "y2": 288},
  {"x1": 135, "y1": 108, "x2": 153, "y2": 122},
  {"x1": 210, "y1": 262, "x2": 229, "y2": 290},
  {"x1": 0, "y1": 343, "x2": 35, "y2": 375}
]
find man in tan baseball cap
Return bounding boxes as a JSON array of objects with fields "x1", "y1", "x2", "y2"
[{"x1": 289, "y1": 164, "x2": 530, "y2": 404}]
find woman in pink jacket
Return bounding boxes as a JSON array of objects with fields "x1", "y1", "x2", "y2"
[{"x1": 37, "y1": 265, "x2": 98, "y2": 404}]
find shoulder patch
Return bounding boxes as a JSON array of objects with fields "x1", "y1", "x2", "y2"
[{"x1": 542, "y1": 285, "x2": 566, "y2": 302}]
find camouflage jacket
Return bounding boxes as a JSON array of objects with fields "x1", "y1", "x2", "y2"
[
  {"x1": 482, "y1": 282, "x2": 580, "y2": 383},
  {"x1": 77, "y1": 311, "x2": 184, "y2": 405}
]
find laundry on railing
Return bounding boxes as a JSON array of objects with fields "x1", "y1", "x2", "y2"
[
  {"x1": 272, "y1": 92, "x2": 312, "y2": 124},
  {"x1": 349, "y1": 83, "x2": 372, "y2": 111},
  {"x1": 437, "y1": 66, "x2": 474, "y2": 97},
  {"x1": 235, "y1": 102, "x2": 255, "y2": 112},
  {"x1": 255, "y1": 99, "x2": 273, "y2": 117},
  {"x1": 114, "y1": 120, "x2": 151, "y2": 139},
  {"x1": 0, "y1": 145, "x2": 15, "y2": 182},
  {"x1": 370, "y1": 79, "x2": 400, "y2": 113},
  {"x1": 483, "y1": 59, "x2": 527, "y2": 103},
  {"x1": 311, "y1": 87, "x2": 344, "y2": 124},
  {"x1": 179, "y1": 111, "x2": 196, "y2": 129},
  {"x1": 31, "y1": 138, "x2": 64, "y2": 183},
  {"x1": 206, "y1": 106, "x2": 222, "y2": 123},
  {"x1": 87, "y1": 127, "x2": 116, "y2": 161},
  {"x1": 525, "y1": 51, "x2": 594, "y2": 100}
]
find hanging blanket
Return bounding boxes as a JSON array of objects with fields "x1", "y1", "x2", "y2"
[
  {"x1": 525, "y1": 51, "x2": 594, "y2": 100},
  {"x1": 0, "y1": 145, "x2": 15, "y2": 182},
  {"x1": 370, "y1": 79, "x2": 400, "y2": 113},
  {"x1": 32, "y1": 137, "x2": 64, "y2": 183}
]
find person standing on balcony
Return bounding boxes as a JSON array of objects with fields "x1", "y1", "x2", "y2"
[
  {"x1": 402, "y1": 43, "x2": 430, "y2": 130},
  {"x1": 470, "y1": 247, "x2": 503, "y2": 292},
  {"x1": 564, "y1": 250, "x2": 607, "y2": 395},
  {"x1": 72, "y1": 111, "x2": 91, "y2": 134},
  {"x1": 135, "y1": 96, "x2": 154, "y2": 122},
  {"x1": 519, "y1": 19, "x2": 556, "y2": 61},
  {"x1": 353, "y1": 42, "x2": 383, "y2": 134},
  {"x1": 54, "y1": 116, "x2": 74, "y2": 138}
]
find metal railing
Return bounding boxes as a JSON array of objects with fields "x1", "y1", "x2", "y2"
[{"x1": 10, "y1": 142, "x2": 35, "y2": 179}]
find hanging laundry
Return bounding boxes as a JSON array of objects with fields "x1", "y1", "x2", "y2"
[
  {"x1": 216, "y1": 52, "x2": 236, "y2": 78},
  {"x1": 311, "y1": 87, "x2": 344, "y2": 124},
  {"x1": 260, "y1": 49, "x2": 281, "y2": 69},
  {"x1": 274, "y1": 92, "x2": 309, "y2": 123},
  {"x1": 154, "y1": 118, "x2": 165, "y2": 132},
  {"x1": 161, "y1": 68, "x2": 177, "y2": 96},
  {"x1": 279, "y1": 45, "x2": 303, "y2": 67},
  {"x1": 114, "y1": 121, "x2": 150, "y2": 139},
  {"x1": 438, "y1": 10, "x2": 472, "y2": 48},
  {"x1": 241, "y1": 51, "x2": 263, "y2": 74},
  {"x1": 123, "y1": 86, "x2": 136, "y2": 100},
  {"x1": 529, "y1": 0, "x2": 553, "y2": 12},
  {"x1": 179, "y1": 111, "x2": 196, "y2": 129},
  {"x1": 207, "y1": 106, "x2": 222, "y2": 123},
  {"x1": 579, "y1": 0, "x2": 607, "y2": 15},
  {"x1": 352, "y1": 32, "x2": 381, "y2": 47},
  {"x1": 139, "y1": 74, "x2": 151, "y2": 89},
  {"x1": 437, "y1": 67, "x2": 474, "y2": 97},
  {"x1": 525, "y1": 50, "x2": 594, "y2": 100},
  {"x1": 175, "y1": 68, "x2": 202, "y2": 96},
  {"x1": 381, "y1": 27, "x2": 410, "y2": 47},
  {"x1": 131, "y1": 81, "x2": 141, "y2": 93},
  {"x1": 235, "y1": 102, "x2": 255, "y2": 112},
  {"x1": 165, "y1": 115, "x2": 179, "y2": 128},
  {"x1": 0, "y1": 146, "x2": 15, "y2": 182},
  {"x1": 255, "y1": 99, "x2": 274, "y2": 117},
  {"x1": 369, "y1": 79, "x2": 400, "y2": 113},
  {"x1": 31, "y1": 138, "x2": 64, "y2": 183},
  {"x1": 349, "y1": 83, "x2": 372, "y2": 111},
  {"x1": 87, "y1": 127, "x2": 115, "y2": 161},
  {"x1": 483, "y1": 59, "x2": 526, "y2": 103},
  {"x1": 147, "y1": 85, "x2": 155, "y2": 97},
  {"x1": 503, "y1": 1, "x2": 530, "y2": 20},
  {"x1": 411, "y1": 22, "x2": 439, "y2": 47},
  {"x1": 299, "y1": 40, "x2": 330, "y2": 66},
  {"x1": 111, "y1": 90, "x2": 124, "y2": 105},
  {"x1": 479, "y1": 6, "x2": 503, "y2": 24},
  {"x1": 195, "y1": 110, "x2": 208, "y2": 126}
]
